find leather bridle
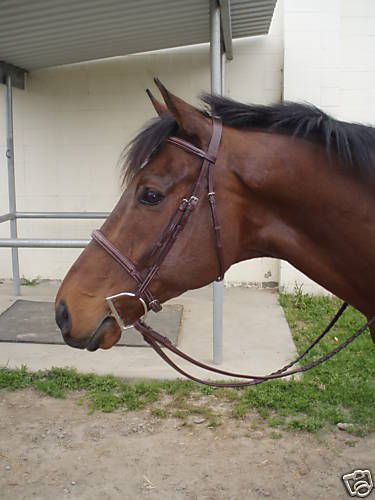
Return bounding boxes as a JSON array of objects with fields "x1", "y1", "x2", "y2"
[
  {"x1": 90, "y1": 117, "x2": 375, "y2": 387},
  {"x1": 92, "y1": 117, "x2": 224, "y2": 322}
]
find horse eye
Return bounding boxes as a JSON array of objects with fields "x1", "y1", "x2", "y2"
[{"x1": 139, "y1": 188, "x2": 164, "y2": 206}]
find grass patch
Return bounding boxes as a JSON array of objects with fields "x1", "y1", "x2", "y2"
[
  {"x1": 270, "y1": 431, "x2": 282, "y2": 440},
  {"x1": 233, "y1": 292, "x2": 375, "y2": 434},
  {"x1": 151, "y1": 408, "x2": 168, "y2": 418},
  {"x1": 20, "y1": 276, "x2": 40, "y2": 287},
  {"x1": 0, "y1": 367, "x2": 164, "y2": 413},
  {"x1": 1, "y1": 292, "x2": 374, "y2": 434}
]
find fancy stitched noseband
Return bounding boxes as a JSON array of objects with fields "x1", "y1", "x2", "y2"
[{"x1": 90, "y1": 117, "x2": 375, "y2": 388}]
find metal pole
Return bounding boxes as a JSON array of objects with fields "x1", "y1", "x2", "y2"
[
  {"x1": 0, "y1": 238, "x2": 89, "y2": 248},
  {"x1": 0, "y1": 213, "x2": 13, "y2": 223},
  {"x1": 15, "y1": 211, "x2": 109, "y2": 219},
  {"x1": 5, "y1": 74, "x2": 21, "y2": 296},
  {"x1": 210, "y1": 0, "x2": 223, "y2": 364},
  {"x1": 221, "y1": 50, "x2": 226, "y2": 96}
]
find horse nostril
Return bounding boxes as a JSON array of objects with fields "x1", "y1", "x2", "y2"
[{"x1": 55, "y1": 300, "x2": 71, "y2": 335}]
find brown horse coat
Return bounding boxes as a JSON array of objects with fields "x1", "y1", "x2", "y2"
[{"x1": 55, "y1": 82, "x2": 375, "y2": 349}]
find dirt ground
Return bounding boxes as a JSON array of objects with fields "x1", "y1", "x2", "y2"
[{"x1": 0, "y1": 390, "x2": 373, "y2": 500}]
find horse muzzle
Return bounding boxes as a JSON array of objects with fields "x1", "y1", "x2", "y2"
[
  {"x1": 56, "y1": 292, "x2": 148, "y2": 351},
  {"x1": 85, "y1": 292, "x2": 149, "y2": 351}
]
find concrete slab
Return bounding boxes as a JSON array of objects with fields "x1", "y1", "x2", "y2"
[{"x1": 0, "y1": 281, "x2": 297, "y2": 381}]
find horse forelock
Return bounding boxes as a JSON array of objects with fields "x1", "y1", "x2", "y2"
[{"x1": 121, "y1": 113, "x2": 177, "y2": 186}]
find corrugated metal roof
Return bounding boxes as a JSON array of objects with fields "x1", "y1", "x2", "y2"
[{"x1": 0, "y1": 0, "x2": 277, "y2": 70}]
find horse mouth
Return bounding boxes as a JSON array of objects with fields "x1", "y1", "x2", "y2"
[{"x1": 86, "y1": 316, "x2": 121, "y2": 351}]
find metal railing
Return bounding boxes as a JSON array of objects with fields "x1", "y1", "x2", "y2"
[
  {"x1": 0, "y1": 210, "x2": 108, "y2": 293},
  {"x1": 0, "y1": 211, "x2": 108, "y2": 248}
]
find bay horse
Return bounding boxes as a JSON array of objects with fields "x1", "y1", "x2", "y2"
[{"x1": 55, "y1": 79, "x2": 375, "y2": 362}]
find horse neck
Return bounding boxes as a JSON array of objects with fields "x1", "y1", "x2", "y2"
[{"x1": 226, "y1": 129, "x2": 375, "y2": 318}]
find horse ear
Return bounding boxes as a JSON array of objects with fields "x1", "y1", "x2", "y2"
[
  {"x1": 146, "y1": 88, "x2": 168, "y2": 116},
  {"x1": 153, "y1": 77, "x2": 211, "y2": 140}
]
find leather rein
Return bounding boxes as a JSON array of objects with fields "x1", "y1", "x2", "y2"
[{"x1": 91, "y1": 117, "x2": 375, "y2": 388}]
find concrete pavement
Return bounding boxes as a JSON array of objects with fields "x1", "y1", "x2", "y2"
[{"x1": 0, "y1": 281, "x2": 297, "y2": 381}]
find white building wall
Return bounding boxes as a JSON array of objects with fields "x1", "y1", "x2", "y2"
[
  {"x1": 0, "y1": 0, "x2": 284, "y2": 283},
  {"x1": 281, "y1": 0, "x2": 375, "y2": 294}
]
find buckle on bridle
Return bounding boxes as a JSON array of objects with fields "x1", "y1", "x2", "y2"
[
  {"x1": 106, "y1": 291, "x2": 148, "y2": 332},
  {"x1": 148, "y1": 298, "x2": 162, "y2": 312},
  {"x1": 182, "y1": 195, "x2": 199, "y2": 204}
]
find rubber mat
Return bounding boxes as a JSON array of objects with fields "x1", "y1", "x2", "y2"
[{"x1": 0, "y1": 300, "x2": 182, "y2": 347}]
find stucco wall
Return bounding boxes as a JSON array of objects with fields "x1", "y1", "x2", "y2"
[
  {"x1": 280, "y1": 0, "x2": 375, "y2": 294},
  {"x1": 0, "y1": 0, "x2": 283, "y2": 283}
]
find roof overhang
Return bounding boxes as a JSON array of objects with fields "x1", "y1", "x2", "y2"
[{"x1": 0, "y1": 0, "x2": 277, "y2": 74}]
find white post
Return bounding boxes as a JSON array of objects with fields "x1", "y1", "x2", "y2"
[
  {"x1": 210, "y1": 0, "x2": 223, "y2": 364},
  {"x1": 5, "y1": 74, "x2": 21, "y2": 296}
]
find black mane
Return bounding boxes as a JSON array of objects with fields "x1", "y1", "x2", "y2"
[{"x1": 122, "y1": 94, "x2": 375, "y2": 183}]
